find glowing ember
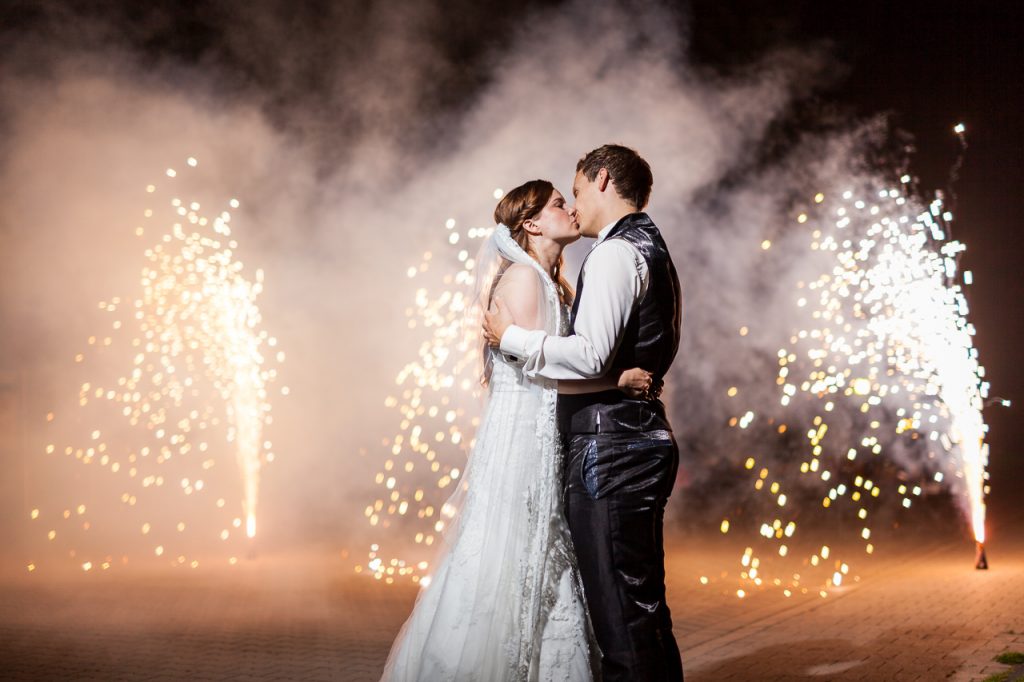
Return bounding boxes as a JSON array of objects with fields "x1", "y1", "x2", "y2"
[
  {"x1": 727, "y1": 172, "x2": 989, "y2": 596},
  {"x1": 32, "y1": 156, "x2": 284, "y2": 570},
  {"x1": 361, "y1": 212, "x2": 494, "y2": 584}
]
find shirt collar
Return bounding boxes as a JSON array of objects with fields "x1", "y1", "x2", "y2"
[{"x1": 593, "y1": 220, "x2": 619, "y2": 247}]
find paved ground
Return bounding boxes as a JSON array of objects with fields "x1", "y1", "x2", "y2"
[
  {"x1": 677, "y1": 536, "x2": 1024, "y2": 682},
  {"x1": 1, "y1": 530, "x2": 1022, "y2": 681}
]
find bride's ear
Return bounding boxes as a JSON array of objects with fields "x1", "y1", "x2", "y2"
[{"x1": 523, "y1": 218, "x2": 542, "y2": 236}]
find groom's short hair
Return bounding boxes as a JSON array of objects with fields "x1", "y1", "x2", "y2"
[{"x1": 576, "y1": 144, "x2": 653, "y2": 210}]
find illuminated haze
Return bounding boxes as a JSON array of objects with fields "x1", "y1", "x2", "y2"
[{"x1": 0, "y1": 0, "x2": 960, "y2": 571}]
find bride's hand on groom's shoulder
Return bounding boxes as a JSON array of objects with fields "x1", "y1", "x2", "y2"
[{"x1": 482, "y1": 297, "x2": 512, "y2": 347}]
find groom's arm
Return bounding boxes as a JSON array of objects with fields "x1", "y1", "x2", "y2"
[{"x1": 499, "y1": 240, "x2": 648, "y2": 380}]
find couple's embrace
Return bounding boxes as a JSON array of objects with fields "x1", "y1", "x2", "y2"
[{"x1": 382, "y1": 145, "x2": 684, "y2": 681}]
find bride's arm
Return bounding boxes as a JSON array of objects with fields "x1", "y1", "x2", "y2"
[{"x1": 490, "y1": 264, "x2": 542, "y2": 329}]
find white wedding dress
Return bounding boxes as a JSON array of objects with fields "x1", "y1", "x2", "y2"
[{"x1": 381, "y1": 226, "x2": 598, "y2": 681}]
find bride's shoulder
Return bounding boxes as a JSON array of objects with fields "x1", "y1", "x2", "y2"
[
  {"x1": 503, "y1": 261, "x2": 538, "y2": 278},
  {"x1": 495, "y1": 262, "x2": 541, "y2": 290}
]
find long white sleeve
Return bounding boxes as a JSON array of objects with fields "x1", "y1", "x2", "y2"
[{"x1": 499, "y1": 239, "x2": 648, "y2": 380}]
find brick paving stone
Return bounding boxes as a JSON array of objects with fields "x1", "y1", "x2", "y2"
[
  {"x1": 679, "y1": 530, "x2": 1024, "y2": 682},
  {"x1": 1, "y1": 529, "x2": 1021, "y2": 681}
]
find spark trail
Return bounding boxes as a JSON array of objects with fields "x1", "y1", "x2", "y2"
[
  {"x1": 361, "y1": 199, "x2": 505, "y2": 585},
  {"x1": 721, "y1": 171, "x2": 989, "y2": 597},
  {"x1": 29, "y1": 157, "x2": 285, "y2": 573}
]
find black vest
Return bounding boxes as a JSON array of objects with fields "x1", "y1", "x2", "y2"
[{"x1": 558, "y1": 212, "x2": 682, "y2": 434}]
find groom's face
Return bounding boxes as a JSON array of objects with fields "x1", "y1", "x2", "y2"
[{"x1": 571, "y1": 169, "x2": 602, "y2": 238}]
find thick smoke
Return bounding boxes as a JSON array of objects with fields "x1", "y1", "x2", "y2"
[{"x1": 0, "y1": 0, "x2": 960, "y2": 574}]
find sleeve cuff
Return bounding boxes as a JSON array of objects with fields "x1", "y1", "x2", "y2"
[
  {"x1": 499, "y1": 324, "x2": 530, "y2": 359},
  {"x1": 499, "y1": 325, "x2": 550, "y2": 373}
]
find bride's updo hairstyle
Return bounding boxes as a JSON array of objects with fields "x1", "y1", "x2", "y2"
[{"x1": 493, "y1": 179, "x2": 574, "y2": 307}]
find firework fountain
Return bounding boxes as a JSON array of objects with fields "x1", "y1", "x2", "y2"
[
  {"x1": 28, "y1": 157, "x2": 284, "y2": 572},
  {"x1": 721, "y1": 147, "x2": 990, "y2": 595},
  {"x1": 359, "y1": 203, "x2": 503, "y2": 584}
]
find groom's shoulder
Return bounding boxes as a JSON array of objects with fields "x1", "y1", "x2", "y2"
[
  {"x1": 614, "y1": 211, "x2": 658, "y2": 232},
  {"x1": 634, "y1": 212, "x2": 658, "y2": 228},
  {"x1": 612, "y1": 213, "x2": 663, "y2": 240}
]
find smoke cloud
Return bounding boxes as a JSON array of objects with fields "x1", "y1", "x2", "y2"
[{"x1": 0, "y1": 0, "x2": 963, "y2": 577}]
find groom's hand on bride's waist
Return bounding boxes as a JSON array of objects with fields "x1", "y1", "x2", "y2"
[{"x1": 482, "y1": 297, "x2": 513, "y2": 347}]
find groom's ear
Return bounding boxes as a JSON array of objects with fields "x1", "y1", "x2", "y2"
[{"x1": 597, "y1": 168, "x2": 611, "y2": 193}]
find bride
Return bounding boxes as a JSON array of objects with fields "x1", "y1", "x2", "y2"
[{"x1": 380, "y1": 180, "x2": 654, "y2": 681}]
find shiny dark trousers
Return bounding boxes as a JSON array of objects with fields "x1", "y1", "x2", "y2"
[{"x1": 564, "y1": 430, "x2": 683, "y2": 681}]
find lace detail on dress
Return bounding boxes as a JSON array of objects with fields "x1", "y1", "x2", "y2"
[{"x1": 381, "y1": 230, "x2": 598, "y2": 682}]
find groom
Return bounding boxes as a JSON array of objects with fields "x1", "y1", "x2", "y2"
[{"x1": 484, "y1": 144, "x2": 683, "y2": 681}]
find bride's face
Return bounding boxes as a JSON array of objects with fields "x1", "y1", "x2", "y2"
[{"x1": 528, "y1": 190, "x2": 580, "y2": 245}]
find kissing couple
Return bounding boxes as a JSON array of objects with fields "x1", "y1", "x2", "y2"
[{"x1": 382, "y1": 144, "x2": 684, "y2": 681}]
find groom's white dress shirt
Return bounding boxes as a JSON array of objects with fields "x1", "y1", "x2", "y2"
[{"x1": 499, "y1": 219, "x2": 650, "y2": 381}]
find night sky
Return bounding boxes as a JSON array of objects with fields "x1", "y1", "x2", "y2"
[{"x1": 2, "y1": 1, "x2": 1021, "y2": 523}]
